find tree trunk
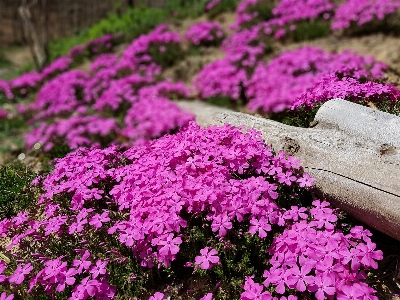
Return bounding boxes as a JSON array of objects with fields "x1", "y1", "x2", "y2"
[{"x1": 18, "y1": 0, "x2": 47, "y2": 71}]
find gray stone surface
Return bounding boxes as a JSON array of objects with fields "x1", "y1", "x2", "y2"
[
  {"x1": 177, "y1": 100, "x2": 400, "y2": 240},
  {"x1": 315, "y1": 98, "x2": 400, "y2": 147}
]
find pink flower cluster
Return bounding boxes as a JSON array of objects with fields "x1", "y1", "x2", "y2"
[
  {"x1": 221, "y1": 25, "x2": 267, "y2": 67},
  {"x1": 89, "y1": 53, "x2": 120, "y2": 73},
  {"x1": 233, "y1": 0, "x2": 400, "y2": 36},
  {"x1": 0, "y1": 72, "x2": 43, "y2": 100},
  {"x1": 67, "y1": 33, "x2": 123, "y2": 61},
  {"x1": 0, "y1": 109, "x2": 8, "y2": 119},
  {"x1": 122, "y1": 96, "x2": 193, "y2": 143},
  {"x1": 232, "y1": 0, "x2": 263, "y2": 30},
  {"x1": 122, "y1": 24, "x2": 181, "y2": 71},
  {"x1": 242, "y1": 201, "x2": 382, "y2": 299},
  {"x1": 41, "y1": 56, "x2": 73, "y2": 80},
  {"x1": 0, "y1": 80, "x2": 13, "y2": 99},
  {"x1": 185, "y1": 22, "x2": 224, "y2": 46},
  {"x1": 245, "y1": 46, "x2": 391, "y2": 113},
  {"x1": 194, "y1": 45, "x2": 398, "y2": 113},
  {"x1": 24, "y1": 115, "x2": 118, "y2": 151},
  {"x1": 194, "y1": 22, "x2": 269, "y2": 100},
  {"x1": 332, "y1": 0, "x2": 400, "y2": 30},
  {"x1": 68, "y1": 45, "x2": 86, "y2": 58},
  {"x1": 292, "y1": 72, "x2": 400, "y2": 109},
  {"x1": 24, "y1": 70, "x2": 90, "y2": 122},
  {"x1": 86, "y1": 33, "x2": 123, "y2": 56},
  {"x1": 261, "y1": 0, "x2": 334, "y2": 38},
  {"x1": 1, "y1": 123, "x2": 381, "y2": 298},
  {"x1": 22, "y1": 27, "x2": 192, "y2": 152},
  {"x1": 205, "y1": 0, "x2": 221, "y2": 11},
  {"x1": 121, "y1": 79, "x2": 192, "y2": 142},
  {"x1": 0, "y1": 33, "x2": 125, "y2": 101},
  {"x1": 93, "y1": 73, "x2": 154, "y2": 111},
  {"x1": 193, "y1": 58, "x2": 248, "y2": 100},
  {"x1": 8, "y1": 71, "x2": 43, "y2": 97},
  {"x1": 0, "y1": 57, "x2": 72, "y2": 100}
]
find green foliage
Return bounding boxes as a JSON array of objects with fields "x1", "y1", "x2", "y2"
[
  {"x1": 247, "y1": 0, "x2": 274, "y2": 21},
  {"x1": 47, "y1": 1, "x2": 238, "y2": 63},
  {"x1": 269, "y1": 106, "x2": 320, "y2": 128},
  {"x1": 0, "y1": 54, "x2": 12, "y2": 68},
  {"x1": 0, "y1": 115, "x2": 27, "y2": 156},
  {"x1": 207, "y1": 0, "x2": 240, "y2": 19},
  {"x1": 186, "y1": 47, "x2": 202, "y2": 56},
  {"x1": 148, "y1": 43, "x2": 184, "y2": 68},
  {"x1": 48, "y1": 7, "x2": 167, "y2": 61},
  {"x1": 240, "y1": 0, "x2": 274, "y2": 28},
  {"x1": 87, "y1": 7, "x2": 167, "y2": 42},
  {"x1": 206, "y1": 96, "x2": 240, "y2": 110},
  {"x1": 0, "y1": 162, "x2": 37, "y2": 219},
  {"x1": 168, "y1": 0, "x2": 239, "y2": 19},
  {"x1": 289, "y1": 20, "x2": 331, "y2": 42},
  {"x1": 13, "y1": 61, "x2": 37, "y2": 78},
  {"x1": 48, "y1": 30, "x2": 90, "y2": 61},
  {"x1": 375, "y1": 98, "x2": 400, "y2": 116},
  {"x1": 167, "y1": 0, "x2": 210, "y2": 19},
  {"x1": 342, "y1": 13, "x2": 400, "y2": 37}
]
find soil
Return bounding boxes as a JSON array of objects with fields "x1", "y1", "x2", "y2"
[{"x1": 0, "y1": 46, "x2": 34, "y2": 79}]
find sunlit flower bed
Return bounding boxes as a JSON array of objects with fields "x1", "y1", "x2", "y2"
[{"x1": 0, "y1": 0, "x2": 400, "y2": 298}]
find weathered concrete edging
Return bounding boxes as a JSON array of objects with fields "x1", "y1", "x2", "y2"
[{"x1": 177, "y1": 100, "x2": 400, "y2": 240}]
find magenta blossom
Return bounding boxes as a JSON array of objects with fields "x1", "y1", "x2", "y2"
[{"x1": 195, "y1": 247, "x2": 220, "y2": 270}]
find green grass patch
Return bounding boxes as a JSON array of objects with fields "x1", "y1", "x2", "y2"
[
  {"x1": 0, "y1": 162, "x2": 38, "y2": 219},
  {"x1": 289, "y1": 20, "x2": 331, "y2": 42},
  {"x1": 269, "y1": 106, "x2": 320, "y2": 128},
  {"x1": 207, "y1": 0, "x2": 240, "y2": 18},
  {"x1": 0, "y1": 54, "x2": 12, "y2": 68},
  {"x1": 0, "y1": 114, "x2": 28, "y2": 156}
]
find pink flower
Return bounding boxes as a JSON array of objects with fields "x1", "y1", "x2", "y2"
[
  {"x1": 8, "y1": 263, "x2": 33, "y2": 285},
  {"x1": 149, "y1": 292, "x2": 165, "y2": 300},
  {"x1": 0, "y1": 292, "x2": 14, "y2": 300},
  {"x1": 308, "y1": 275, "x2": 335, "y2": 300},
  {"x1": 355, "y1": 240, "x2": 383, "y2": 269},
  {"x1": 337, "y1": 284, "x2": 365, "y2": 300},
  {"x1": 73, "y1": 250, "x2": 92, "y2": 273},
  {"x1": 195, "y1": 247, "x2": 220, "y2": 270},
  {"x1": 211, "y1": 213, "x2": 232, "y2": 236},
  {"x1": 0, "y1": 261, "x2": 7, "y2": 283},
  {"x1": 242, "y1": 276, "x2": 272, "y2": 300},
  {"x1": 90, "y1": 260, "x2": 108, "y2": 279},
  {"x1": 56, "y1": 268, "x2": 77, "y2": 292},
  {"x1": 89, "y1": 211, "x2": 110, "y2": 229},
  {"x1": 200, "y1": 292, "x2": 213, "y2": 300},
  {"x1": 156, "y1": 233, "x2": 182, "y2": 257},
  {"x1": 297, "y1": 173, "x2": 315, "y2": 187},
  {"x1": 286, "y1": 265, "x2": 315, "y2": 292},
  {"x1": 248, "y1": 217, "x2": 271, "y2": 238}
]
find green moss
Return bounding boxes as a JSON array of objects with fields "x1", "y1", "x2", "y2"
[
  {"x1": 0, "y1": 54, "x2": 12, "y2": 68},
  {"x1": 167, "y1": 0, "x2": 210, "y2": 19},
  {"x1": 289, "y1": 20, "x2": 331, "y2": 42},
  {"x1": 0, "y1": 162, "x2": 38, "y2": 219},
  {"x1": 203, "y1": 0, "x2": 239, "y2": 20},
  {"x1": 269, "y1": 106, "x2": 320, "y2": 128},
  {"x1": 148, "y1": 43, "x2": 184, "y2": 68}
]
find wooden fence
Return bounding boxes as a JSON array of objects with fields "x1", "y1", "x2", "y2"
[{"x1": 0, "y1": 0, "x2": 166, "y2": 46}]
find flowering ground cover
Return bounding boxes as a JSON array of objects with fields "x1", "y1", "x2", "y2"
[
  {"x1": 186, "y1": 22, "x2": 225, "y2": 47},
  {"x1": 0, "y1": 0, "x2": 400, "y2": 298},
  {"x1": 0, "y1": 123, "x2": 384, "y2": 299}
]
